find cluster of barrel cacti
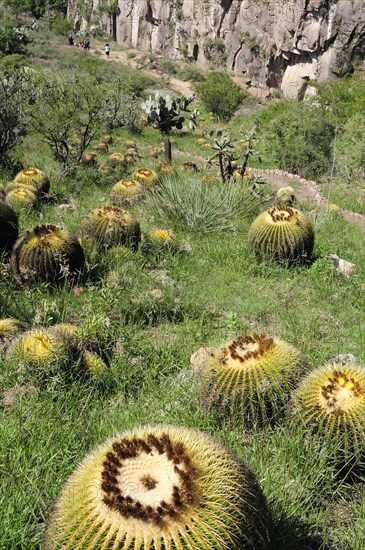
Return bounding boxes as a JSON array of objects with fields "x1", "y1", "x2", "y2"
[
  {"x1": 197, "y1": 330, "x2": 365, "y2": 465},
  {"x1": 1, "y1": 168, "x2": 50, "y2": 212},
  {"x1": 1, "y1": 319, "x2": 107, "y2": 378}
]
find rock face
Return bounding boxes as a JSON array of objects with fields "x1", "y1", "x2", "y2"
[{"x1": 68, "y1": 0, "x2": 365, "y2": 98}]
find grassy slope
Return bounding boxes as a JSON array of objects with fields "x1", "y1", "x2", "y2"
[{"x1": 1, "y1": 34, "x2": 365, "y2": 550}]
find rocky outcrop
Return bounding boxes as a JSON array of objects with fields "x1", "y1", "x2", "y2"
[{"x1": 68, "y1": 0, "x2": 365, "y2": 98}]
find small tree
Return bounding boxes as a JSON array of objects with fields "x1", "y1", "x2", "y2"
[
  {"x1": 0, "y1": 71, "x2": 26, "y2": 168},
  {"x1": 195, "y1": 72, "x2": 246, "y2": 120},
  {"x1": 25, "y1": 72, "x2": 106, "y2": 175}
]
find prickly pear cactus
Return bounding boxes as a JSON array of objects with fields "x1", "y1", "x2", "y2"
[
  {"x1": 11, "y1": 224, "x2": 85, "y2": 286},
  {"x1": 248, "y1": 206, "x2": 314, "y2": 263},
  {"x1": 110, "y1": 179, "x2": 144, "y2": 206},
  {"x1": 80, "y1": 206, "x2": 141, "y2": 251},
  {"x1": 45, "y1": 425, "x2": 271, "y2": 549},
  {"x1": 292, "y1": 363, "x2": 365, "y2": 463},
  {"x1": 0, "y1": 200, "x2": 18, "y2": 255},
  {"x1": 141, "y1": 93, "x2": 185, "y2": 134},
  {"x1": 200, "y1": 332, "x2": 309, "y2": 423},
  {"x1": 14, "y1": 167, "x2": 50, "y2": 194}
]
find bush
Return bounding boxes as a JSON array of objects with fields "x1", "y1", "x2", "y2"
[
  {"x1": 177, "y1": 64, "x2": 204, "y2": 82},
  {"x1": 50, "y1": 15, "x2": 73, "y2": 36},
  {"x1": 257, "y1": 101, "x2": 334, "y2": 179},
  {"x1": 195, "y1": 71, "x2": 246, "y2": 120},
  {"x1": 0, "y1": 26, "x2": 29, "y2": 56}
]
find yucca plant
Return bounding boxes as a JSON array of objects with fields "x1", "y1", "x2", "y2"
[
  {"x1": 145, "y1": 174, "x2": 259, "y2": 233},
  {"x1": 45, "y1": 424, "x2": 271, "y2": 549}
]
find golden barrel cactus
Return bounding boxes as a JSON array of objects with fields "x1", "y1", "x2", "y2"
[
  {"x1": 292, "y1": 363, "x2": 365, "y2": 462},
  {"x1": 110, "y1": 179, "x2": 144, "y2": 206},
  {"x1": 45, "y1": 424, "x2": 271, "y2": 549},
  {"x1": 132, "y1": 168, "x2": 158, "y2": 187},
  {"x1": 8, "y1": 328, "x2": 68, "y2": 371},
  {"x1": 11, "y1": 224, "x2": 85, "y2": 286},
  {"x1": 200, "y1": 332, "x2": 308, "y2": 423},
  {"x1": 248, "y1": 206, "x2": 314, "y2": 263},
  {"x1": 14, "y1": 167, "x2": 50, "y2": 194},
  {"x1": 6, "y1": 187, "x2": 38, "y2": 211},
  {"x1": 0, "y1": 200, "x2": 18, "y2": 255},
  {"x1": 80, "y1": 206, "x2": 141, "y2": 251}
]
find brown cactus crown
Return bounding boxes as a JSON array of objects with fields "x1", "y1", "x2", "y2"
[
  {"x1": 101, "y1": 432, "x2": 197, "y2": 524},
  {"x1": 320, "y1": 370, "x2": 362, "y2": 414},
  {"x1": 268, "y1": 206, "x2": 296, "y2": 223},
  {"x1": 219, "y1": 333, "x2": 274, "y2": 366}
]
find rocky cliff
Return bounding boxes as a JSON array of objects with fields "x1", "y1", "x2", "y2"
[{"x1": 68, "y1": 0, "x2": 365, "y2": 98}]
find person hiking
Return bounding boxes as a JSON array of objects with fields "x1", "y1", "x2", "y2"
[
  {"x1": 68, "y1": 35, "x2": 74, "y2": 46},
  {"x1": 104, "y1": 43, "x2": 110, "y2": 58},
  {"x1": 85, "y1": 39, "x2": 90, "y2": 51}
]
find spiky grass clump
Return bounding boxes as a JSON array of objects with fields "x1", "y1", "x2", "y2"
[
  {"x1": 80, "y1": 206, "x2": 141, "y2": 251},
  {"x1": 200, "y1": 333, "x2": 309, "y2": 423},
  {"x1": 0, "y1": 318, "x2": 26, "y2": 339},
  {"x1": 0, "y1": 200, "x2": 18, "y2": 255},
  {"x1": 6, "y1": 187, "x2": 38, "y2": 211},
  {"x1": 11, "y1": 224, "x2": 85, "y2": 287},
  {"x1": 45, "y1": 424, "x2": 271, "y2": 549},
  {"x1": 110, "y1": 179, "x2": 144, "y2": 206},
  {"x1": 132, "y1": 168, "x2": 158, "y2": 187},
  {"x1": 14, "y1": 167, "x2": 50, "y2": 194},
  {"x1": 276, "y1": 186, "x2": 295, "y2": 206},
  {"x1": 248, "y1": 206, "x2": 314, "y2": 263},
  {"x1": 292, "y1": 363, "x2": 365, "y2": 462},
  {"x1": 145, "y1": 175, "x2": 258, "y2": 233}
]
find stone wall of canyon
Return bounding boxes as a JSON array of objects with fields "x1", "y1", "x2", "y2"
[{"x1": 68, "y1": 0, "x2": 365, "y2": 98}]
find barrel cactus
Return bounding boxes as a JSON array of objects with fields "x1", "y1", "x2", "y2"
[
  {"x1": 6, "y1": 187, "x2": 38, "y2": 211},
  {"x1": 200, "y1": 332, "x2": 308, "y2": 423},
  {"x1": 0, "y1": 318, "x2": 26, "y2": 339},
  {"x1": 81, "y1": 350, "x2": 107, "y2": 376},
  {"x1": 45, "y1": 424, "x2": 271, "y2": 549},
  {"x1": 14, "y1": 167, "x2": 50, "y2": 194},
  {"x1": 110, "y1": 179, "x2": 144, "y2": 206},
  {"x1": 141, "y1": 229, "x2": 181, "y2": 258},
  {"x1": 276, "y1": 186, "x2": 295, "y2": 206},
  {"x1": 11, "y1": 224, "x2": 85, "y2": 286},
  {"x1": 132, "y1": 168, "x2": 158, "y2": 187},
  {"x1": 292, "y1": 363, "x2": 365, "y2": 462},
  {"x1": 248, "y1": 206, "x2": 314, "y2": 263},
  {"x1": 8, "y1": 328, "x2": 68, "y2": 371},
  {"x1": 0, "y1": 200, "x2": 18, "y2": 255},
  {"x1": 80, "y1": 206, "x2": 141, "y2": 251}
]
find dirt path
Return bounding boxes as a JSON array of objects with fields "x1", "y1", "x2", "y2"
[{"x1": 93, "y1": 45, "x2": 195, "y2": 97}]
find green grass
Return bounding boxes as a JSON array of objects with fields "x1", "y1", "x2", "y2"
[{"x1": 0, "y1": 30, "x2": 364, "y2": 550}]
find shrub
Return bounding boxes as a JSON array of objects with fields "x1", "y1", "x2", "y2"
[
  {"x1": 195, "y1": 72, "x2": 246, "y2": 120},
  {"x1": 0, "y1": 26, "x2": 29, "y2": 56}
]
